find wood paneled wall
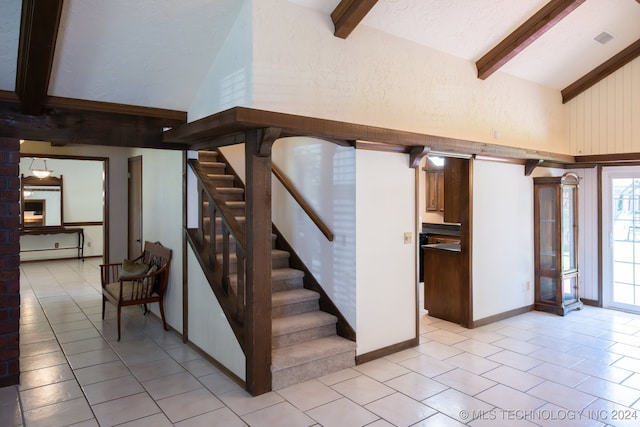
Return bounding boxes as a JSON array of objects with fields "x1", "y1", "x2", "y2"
[{"x1": 567, "y1": 57, "x2": 640, "y2": 156}]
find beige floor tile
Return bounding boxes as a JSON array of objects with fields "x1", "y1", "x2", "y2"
[
  {"x1": 452, "y1": 339, "x2": 502, "y2": 358},
  {"x1": 581, "y1": 399, "x2": 639, "y2": 427},
  {"x1": 422, "y1": 389, "x2": 494, "y2": 424},
  {"x1": 528, "y1": 348, "x2": 585, "y2": 368},
  {"x1": 174, "y1": 407, "x2": 247, "y2": 427},
  {"x1": 128, "y1": 357, "x2": 185, "y2": 382},
  {"x1": 22, "y1": 397, "x2": 94, "y2": 427},
  {"x1": 527, "y1": 381, "x2": 597, "y2": 411},
  {"x1": 142, "y1": 370, "x2": 202, "y2": 400},
  {"x1": 18, "y1": 363, "x2": 75, "y2": 390},
  {"x1": 433, "y1": 368, "x2": 496, "y2": 396},
  {"x1": 423, "y1": 330, "x2": 469, "y2": 346},
  {"x1": 276, "y1": 379, "x2": 342, "y2": 411},
  {"x1": 353, "y1": 358, "x2": 412, "y2": 382},
  {"x1": 60, "y1": 337, "x2": 110, "y2": 356},
  {"x1": 384, "y1": 372, "x2": 448, "y2": 401},
  {"x1": 242, "y1": 401, "x2": 315, "y2": 427},
  {"x1": 117, "y1": 412, "x2": 174, "y2": 427},
  {"x1": 199, "y1": 371, "x2": 243, "y2": 395},
  {"x1": 217, "y1": 388, "x2": 284, "y2": 416},
  {"x1": 475, "y1": 384, "x2": 546, "y2": 411},
  {"x1": 20, "y1": 350, "x2": 67, "y2": 371},
  {"x1": 20, "y1": 379, "x2": 83, "y2": 411},
  {"x1": 306, "y1": 397, "x2": 379, "y2": 427},
  {"x1": 417, "y1": 341, "x2": 464, "y2": 360},
  {"x1": 492, "y1": 337, "x2": 543, "y2": 355},
  {"x1": 51, "y1": 319, "x2": 95, "y2": 334},
  {"x1": 576, "y1": 377, "x2": 640, "y2": 407},
  {"x1": 156, "y1": 387, "x2": 224, "y2": 423},
  {"x1": 316, "y1": 368, "x2": 361, "y2": 386},
  {"x1": 92, "y1": 392, "x2": 160, "y2": 427},
  {"x1": 413, "y1": 412, "x2": 467, "y2": 426},
  {"x1": 488, "y1": 350, "x2": 544, "y2": 371},
  {"x1": 330, "y1": 375, "x2": 395, "y2": 406},
  {"x1": 0, "y1": 386, "x2": 23, "y2": 427},
  {"x1": 573, "y1": 358, "x2": 634, "y2": 383},
  {"x1": 82, "y1": 374, "x2": 144, "y2": 405},
  {"x1": 66, "y1": 347, "x2": 120, "y2": 370},
  {"x1": 19, "y1": 339, "x2": 60, "y2": 358},
  {"x1": 365, "y1": 392, "x2": 436, "y2": 427},
  {"x1": 445, "y1": 352, "x2": 501, "y2": 375},
  {"x1": 399, "y1": 355, "x2": 456, "y2": 378},
  {"x1": 74, "y1": 360, "x2": 130, "y2": 386},
  {"x1": 181, "y1": 357, "x2": 221, "y2": 377},
  {"x1": 481, "y1": 365, "x2": 544, "y2": 392},
  {"x1": 527, "y1": 362, "x2": 591, "y2": 388},
  {"x1": 56, "y1": 327, "x2": 102, "y2": 344}
]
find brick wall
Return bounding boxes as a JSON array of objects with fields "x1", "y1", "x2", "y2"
[{"x1": 0, "y1": 138, "x2": 20, "y2": 387}]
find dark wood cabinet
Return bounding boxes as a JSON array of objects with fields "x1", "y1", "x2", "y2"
[
  {"x1": 533, "y1": 173, "x2": 583, "y2": 316},
  {"x1": 443, "y1": 158, "x2": 468, "y2": 224},
  {"x1": 425, "y1": 169, "x2": 444, "y2": 212}
]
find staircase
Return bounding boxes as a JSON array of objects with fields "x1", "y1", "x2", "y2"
[{"x1": 195, "y1": 150, "x2": 356, "y2": 390}]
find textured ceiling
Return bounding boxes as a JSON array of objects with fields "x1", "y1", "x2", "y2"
[{"x1": 1, "y1": 0, "x2": 639, "y2": 111}]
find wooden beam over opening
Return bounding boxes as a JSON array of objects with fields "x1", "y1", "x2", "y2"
[
  {"x1": 562, "y1": 38, "x2": 640, "y2": 103},
  {"x1": 331, "y1": 0, "x2": 378, "y2": 39},
  {"x1": 476, "y1": 0, "x2": 585, "y2": 80},
  {"x1": 16, "y1": 0, "x2": 64, "y2": 115}
]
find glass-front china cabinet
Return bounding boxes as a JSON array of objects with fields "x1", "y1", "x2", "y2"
[{"x1": 533, "y1": 172, "x2": 583, "y2": 315}]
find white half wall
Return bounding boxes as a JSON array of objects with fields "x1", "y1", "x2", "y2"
[
  {"x1": 187, "y1": 246, "x2": 245, "y2": 380},
  {"x1": 356, "y1": 149, "x2": 416, "y2": 355},
  {"x1": 472, "y1": 160, "x2": 534, "y2": 321}
]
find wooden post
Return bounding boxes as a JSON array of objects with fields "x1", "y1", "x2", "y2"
[{"x1": 244, "y1": 129, "x2": 273, "y2": 395}]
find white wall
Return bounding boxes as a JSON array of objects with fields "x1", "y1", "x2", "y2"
[
  {"x1": 131, "y1": 148, "x2": 185, "y2": 332},
  {"x1": 187, "y1": 247, "x2": 245, "y2": 380},
  {"x1": 356, "y1": 149, "x2": 416, "y2": 354},
  {"x1": 188, "y1": 0, "x2": 253, "y2": 121},
  {"x1": 472, "y1": 160, "x2": 534, "y2": 320},
  {"x1": 272, "y1": 137, "x2": 356, "y2": 327},
  {"x1": 252, "y1": 0, "x2": 567, "y2": 155},
  {"x1": 567, "y1": 56, "x2": 640, "y2": 155}
]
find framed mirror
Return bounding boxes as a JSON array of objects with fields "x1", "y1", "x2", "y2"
[{"x1": 21, "y1": 175, "x2": 64, "y2": 228}]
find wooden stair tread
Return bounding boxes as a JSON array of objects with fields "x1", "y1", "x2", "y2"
[
  {"x1": 272, "y1": 288, "x2": 319, "y2": 307},
  {"x1": 272, "y1": 311, "x2": 336, "y2": 336},
  {"x1": 271, "y1": 336, "x2": 356, "y2": 371}
]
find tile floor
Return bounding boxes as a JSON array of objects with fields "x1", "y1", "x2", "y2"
[{"x1": 3, "y1": 259, "x2": 640, "y2": 426}]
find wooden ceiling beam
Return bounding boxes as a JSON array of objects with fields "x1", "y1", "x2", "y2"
[
  {"x1": 476, "y1": 0, "x2": 585, "y2": 80},
  {"x1": 562, "y1": 38, "x2": 640, "y2": 103},
  {"x1": 16, "y1": 0, "x2": 64, "y2": 115},
  {"x1": 331, "y1": 0, "x2": 378, "y2": 39},
  {"x1": 0, "y1": 98, "x2": 186, "y2": 149}
]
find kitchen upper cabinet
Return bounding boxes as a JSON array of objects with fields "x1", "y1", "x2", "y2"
[
  {"x1": 443, "y1": 157, "x2": 469, "y2": 224},
  {"x1": 425, "y1": 169, "x2": 444, "y2": 212}
]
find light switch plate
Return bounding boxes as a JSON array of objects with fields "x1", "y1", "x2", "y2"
[{"x1": 404, "y1": 232, "x2": 412, "y2": 244}]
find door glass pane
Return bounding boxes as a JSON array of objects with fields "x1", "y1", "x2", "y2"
[
  {"x1": 562, "y1": 186, "x2": 576, "y2": 271},
  {"x1": 611, "y1": 178, "x2": 640, "y2": 310},
  {"x1": 539, "y1": 276, "x2": 556, "y2": 303},
  {"x1": 562, "y1": 276, "x2": 577, "y2": 303}
]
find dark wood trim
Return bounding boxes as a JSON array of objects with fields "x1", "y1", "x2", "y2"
[
  {"x1": 163, "y1": 107, "x2": 575, "y2": 164},
  {"x1": 576, "y1": 152, "x2": 640, "y2": 164},
  {"x1": 476, "y1": 0, "x2": 585, "y2": 80},
  {"x1": 1, "y1": 100, "x2": 186, "y2": 149},
  {"x1": 331, "y1": 0, "x2": 378, "y2": 39},
  {"x1": 16, "y1": 0, "x2": 64, "y2": 115},
  {"x1": 63, "y1": 221, "x2": 103, "y2": 227},
  {"x1": 581, "y1": 298, "x2": 600, "y2": 307},
  {"x1": 0, "y1": 91, "x2": 19, "y2": 103},
  {"x1": 182, "y1": 150, "x2": 189, "y2": 343},
  {"x1": 596, "y1": 164, "x2": 603, "y2": 307},
  {"x1": 103, "y1": 158, "x2": 109, "y2": 264},
  {"x1": 471, "y1": 305, "x2": 534, "y2": 328},
  {"x1": 42, "y1": 96, "x2": 186, "y2": 123},
  {"x1": 354, "y1": 141, "x2": 409, "y2": 154},
  {"x1": 355, "y1": 337, "x2": 419, "y2": 365},
  {"x1": 409, "y1": 146, "x2": 429, "y2": 169},
  {"x1": 525, "y1": 159, "x2": 543, "y2": 176},
  {"x1": 272, "y1": 163, "x2": 334, "y2": 241},
  {"x1": 244, "y1": 130, "x2": 273, "y2": 395},
  {"x1": 464, "y1": 159, "x2": 473, "y2": 328},
  {"x1": 562, "y1": 39, "x2": 640, "y2": 103},
  {"x1": 273, "y1": 225, "x2": 355, "y2": 342}
]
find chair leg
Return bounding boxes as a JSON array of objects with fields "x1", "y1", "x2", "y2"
[
  {"x1": 159, "y1": 301, "x2": 168, "y2": 331},
  {"x1": 102, "y1": 296, "x2": 106, "y2": 320},
  {"x1": 117, "y1": 305, "x2": 122, "y2": 342},
  {"x1": 143, "y1": 303, "x2": 149, "y2": 314}
]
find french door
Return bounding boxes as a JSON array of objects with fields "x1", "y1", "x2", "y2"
[{"x1": 603, "y1": 166, "x2": 640, "y2": 312}]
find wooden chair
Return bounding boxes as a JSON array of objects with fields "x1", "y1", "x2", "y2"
[{"x1": 100, "y1": 241, "x2": 172, "y2": 341}]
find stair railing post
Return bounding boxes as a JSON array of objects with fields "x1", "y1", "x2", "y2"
[{"x1": 244, "y1": 128, "x2": 277, "y2": 395}]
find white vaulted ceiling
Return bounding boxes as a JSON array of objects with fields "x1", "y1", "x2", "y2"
[{"x1": 1, "y1": 0, "x2": 640, "y2": 111}]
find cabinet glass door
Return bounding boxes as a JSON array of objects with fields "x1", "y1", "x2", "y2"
[
  {"x1": 561, "y1": 186, "x2": 576, "y2": 271},
  {"x1": 538, "y1": 186, "x2": 557, "y2": 271}
]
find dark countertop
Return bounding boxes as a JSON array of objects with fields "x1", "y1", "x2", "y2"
[
  {"x1": 422, "y1": 242, "x2": 461, "y2": 252},
  {"x1": 422, "y1": 222, "x2": 460, "y2": 237}
]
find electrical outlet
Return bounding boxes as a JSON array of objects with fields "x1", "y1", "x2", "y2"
[
  {"x1": 404, "y1": 232, "x2": 412, "y2": 244},
  {"x1": 54, "y1": 242, "x2": 59, "y2": 249},
  {"x1": 527, "y1": 281, "x2": 531, "y2": 291},
  {"x1": 87, "y1": 241, "x2": 91, "y2": 248}
]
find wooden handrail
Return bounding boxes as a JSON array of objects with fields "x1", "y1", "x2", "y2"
[{"x1": 271, "y1": 163, "x2": 334, "y2": 242}]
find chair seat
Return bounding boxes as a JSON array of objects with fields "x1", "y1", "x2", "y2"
[{"x1": 104, "y1": 281, "x2": 158, "y2": 302}]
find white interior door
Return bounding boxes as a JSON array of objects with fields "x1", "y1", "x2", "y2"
[{"x1": 603, "y1": 166, "x2": 640, "y2": 312}]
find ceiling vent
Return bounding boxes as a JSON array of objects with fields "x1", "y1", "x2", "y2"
[{"x1": 594, "y1": 31, "x2": 614, "y2": 45}]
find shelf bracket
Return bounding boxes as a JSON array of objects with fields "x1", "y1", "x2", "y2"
[
  {"x1": 525, "y1": 159, "x2": 543, "y2": 176},
  {"x1": 409, "y1": 146, "x2": 430, "y2": 169}
]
